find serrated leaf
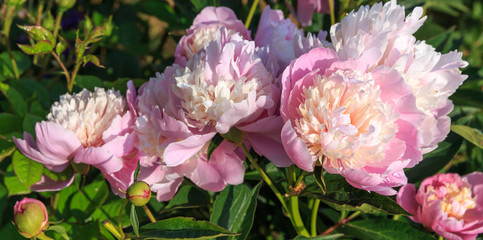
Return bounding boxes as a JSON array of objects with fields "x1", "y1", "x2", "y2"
[
  {"x1": 128, "y1": 217, "x2": 238, "y2": 239},
  {"x1": 47, "y1": 225, "x2": 70, "y2": 240},
  {"x1": 12, "y1": 151, "x2": 43, "y2": 188},
  {"x1": 82, "y1": 55, "x2": 105, "y2": 68},
  {"x1": 4, "y1": 164, "x2": 31, "y2": 196},
  {"x1": 406, "y1": 132, "x2": 463, "y2": 183},
  {"x1": 18, "y1": 40, "x2": 54, "y2": 55},
  {"x1": 162, "y1": 185, "x2": 211, "y2": 213},
  {"x1": 130, "y1": 204, "x2": 140, "y2": 237},
  {"x1": 303, "y1": 174, "x2": 408, "y2": 215},
  {"x1": 207, "y1": 133, "x2": 223, "y2": 161},
  {"x1": 0, "y1": 82, "x2": 28, "y2": 117},
  {"x1": 341, "y1": 219, "x2": 434, "y2": 240},
  {"x1": 293, "y1": 234, "x2": 344, "y2": 240},
  {"x1": 451, "y1": 125, "x2": 483, "y2": 149},
  {"x1": 210, "y1": 182, "x2": 263, "y2": 240},
  {"x1": 17, "y1": 25, "x2": 55, "y2": 43},
  {"x1": 56, "y1": 36, "x2": 68, "y2": 56}
]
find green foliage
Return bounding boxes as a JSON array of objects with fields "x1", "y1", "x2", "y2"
[{"x1": 341, "y1": 219, "x2": 435, "y2": 240}]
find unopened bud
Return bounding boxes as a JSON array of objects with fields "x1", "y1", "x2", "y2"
[
  {"x1": 55, "y1": 0, "x2": 76, "y2": 11},
  {"x1": 126, "y1": 181, "x2": 151, "y2": 206},
  {"x1": 13, "y1": 198, "x2": 49, "y2": 238}
]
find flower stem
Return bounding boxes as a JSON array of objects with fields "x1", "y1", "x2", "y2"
[
  {"x1": 118, "y1": 199, "x2": 128, "y2": 239},
  {"x1": 244, "y1": 0, "x2": 259, "y2": 29},
  {"x1": 322, "y1": 211, "x2": 360, "y2": 235},
  {"x1": 241, "y1": 144, "x2": 289, "y2": 213},
  {"x1": 328, "y1": 0, "x2": 335, "y2": 25},
  {"x1": 287, "y1": 166, "x2": 310, "y2": 237},
  {"x1": 142, "y1": 205, "x2": 156, "y2": 223},
  {"x1": 51, "y1": 52, "x2": 72, "y2": 91},
  {"x1": 2, "y1": 5, "x2": 20, "y2": 79},
  {"x1": 310, "y1": 199, "x2": 320, "y2": 236}
]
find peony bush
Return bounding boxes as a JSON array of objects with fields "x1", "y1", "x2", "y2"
[{"x1": 0, "y1": 0, "x2": 481, "y2": 239}]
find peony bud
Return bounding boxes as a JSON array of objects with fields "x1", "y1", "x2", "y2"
[
  {"x1": 126, "y1": 181, "x2": 151, "y2": 206},
  {"x1": 55, "y1": 0, "x2": 76, "y2": 11},
  {"x1": 13, "y1": 198, "x2": 49, "y2": 238}
]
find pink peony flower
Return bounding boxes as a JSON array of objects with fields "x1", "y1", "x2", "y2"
[
  {"x1": 330, "y1": 0, "x2": 468, "y2": 153},
  {"x1": 397, "y1": 172, "x2": 483, "y2": 240},
  {"x1": 13, "y1": 198, "x2": 49, "y2": 238},
  {"x1": 255, "y1": 6, "x2": 331, "y2": 77},
  {"x1": 280, "y1": 47, "x2": 426, "y2": 195},
  {"x1": 297, "y1": 0, "x2": 332, "y2": 26},
  {"x1": 175, "y1": 6, "x2": 250, "y2": 66},
  {"x1": 13, "y1": 88, "x2": 139, "y2": 197}
]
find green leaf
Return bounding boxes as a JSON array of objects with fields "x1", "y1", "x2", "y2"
[
  {"x1": 47, "y1": 225, "x2": 70, "y2": 240},
  {"x1": 91, "y1": 198, "x2": 131, "y2": 227},
  {"x1": 210, "y1": 182, "x2": 262, "y2": 240},
  {"x1": 221, "y1": 127, "x2": 245, "y2": 146},
  {"x1": 56, "y1": 36, "x2": 68, "y2": 56},
  {"x1": 207, "y1": 133, "x2": 223, "y2": 161},
  {"x1": 450, "y1": 89, "x2": 483, "y2": 108},
  {"x1": 0, "y1": 51, "x2": 31, "y2": 81},
  {"x1": 83, "y1": 55, "x2": 105, "y2": 68},
  {"x1": 303, "y1": 174, "x2": 408, "y2": 215},
  {"x1": 130, "y1": 204, "x2": 140, "y2": 237},
  {"x1": 341, "y1": 219, "x2": 434, "y2": 240},
  {"x1": 0, "y1": 113, "x2": 22, "y2": 135},
  {"x1": 57, "y1": 178, "x2": 109, "y2": 222},
  {"x1": 0, "y1": 137, "x2": 16, "y2": 162},
  {"x1": 451, "y1": 125, "x2": 483, "y2": 149},
  {"x1": 0, "y1": 183, "x2": 8, "y2": 225},
  {"x1": 313, "y1": 166, "x2": 326, "y2": 194},
  {"x1": 22, "y1": 113, "x2": 43, "y2": 136},
  {"x1": 128, "y1": 217, "x2": 238, "y2": 239},
  {"x1": 4, "y1": 164, "x2": 31, "y2": 196},
  {"x1": 75, "y1": 75, "x2": 102, "y2": 91},
  {"x1": 17, "y1": 40, "x2": 54, "y2": 55},
  {"x1": 293, "y1": 234, "x2": 344, "y2": 240},
  {"x1": 17, "y1": 25, "x2": 55, "y2": 43},
  {"x1": 406, "y1": 132, "x2": 463, "y2": 183},
  {"x1": 12, "y1": 151, "x2": 43, "y2": 188},
  {"x1": 162, "y1": 185, "x2": 211, "y2": 212},
  {"x1": 87, "y1": 26, "x2": 105, "y2": 44},
  {"x1": 0, "y1": 82, "x2": 28, "y2": 117},
  {"x1": 42, "y1": 165, "x2": 74, "y2": 182}
]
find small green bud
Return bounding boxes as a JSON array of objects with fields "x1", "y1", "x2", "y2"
[
  {"x1": 13, "y1": 198, "x2": 49, "y2": 238},
  {"x1": 126, "y1": 181, "x2": 151, "y2": 206},
  {"x1": 55, "y1": 0, "x2": 76, "y2": 11}
]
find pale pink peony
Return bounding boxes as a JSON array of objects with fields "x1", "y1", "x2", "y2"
[
  {"x1": 255, "y1": 6, "x2": 331, "y2": 77},
  {"x1": 297, "y1": 0, "x2": 332, "y2": 26},
  {"x1": 330, "y1": 0, "x2": 468, "y2": 153},
  {"x1": 397, "y1": 172, "x2": 483, "y2": 240},
  {"x1": 13, "y1": 87, "x2": 139, "y2": 197},
  {"x1": 13, "y1": 198, "x2": 49, "y2": 238},
  {"x1": 174, "y1": 6, "x2": 250, "y2": 66},
  {"x1": 280, "y1": 47, "x2": 426, "y2": 195}
]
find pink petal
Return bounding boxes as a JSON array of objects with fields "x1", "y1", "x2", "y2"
[
  {"x1": 281, "y1": 121, "x2": 315, "y2": 171},
  {"x1": 163, "y1": 132, "x2": 216, "y2": 166},
  {"x1": 74, "y1": 147, "x2": 123, "y2": 174},
  {"x1": 396, "y1": 184, "x2": 419, "y2": 215},
  {"x1": 30, "y1": 174, "x2": 75, "y2": 192}
]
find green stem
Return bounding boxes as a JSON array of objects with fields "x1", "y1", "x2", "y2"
[
  {"x1": 69, "y1": 62, "x2": 81, "y2": 92},
  {"x1": 244, "y1": 0, "x2": 259, "y2": 29},
  {"x1": 36, "y1": 0, "x2": 45, "y2": 25},
  {"x1": 328, "y1": 0, "x2": 335, "y2": 25},
  {"x1": 2, "y1": 5, "x2": 20, "y2": 79},
  {"x1": 142, "y1": 205, "x2": 156, "y2": 223},
  {"x1": 289, "y1": 195, "x2": 310, "y2": 236},
  {"x1": 52, "y1": 10, "x2": 64, "y2": 40},
  {"x1": 295, "y1": 171, "x2": 307, "y2": 186},
  {"x1": 241, "y1": 144, "x2": 288, "y2": 213},
  {"x1": 51, "y1": 52, "x2": 71, "y2": 87},
  {"x1": 310, "y1": 199, "x2": 320, "y2": 236},
  {"x1": 118, "y1": 199, "x2": 128, "y2": 239},
  {"x1": 322, "y1": 211, "x2": 360, "y2": 235}
]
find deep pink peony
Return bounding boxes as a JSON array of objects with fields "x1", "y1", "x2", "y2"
[
  {"x1": 397, "y1": 172, "x2": 483, "y2": 240},
  {"x1": 297, "y1": 0, "x2": 332, "y2": 26},
  {"x1": 330, "y1": 0, "x2": 468, "y2": 154},
  {"x1": 174, "y1": 6, "x2": 250, "y2": 66},
  {"x1": 280, "y1": 47, "x2": 427, "y2": 195},
  {"x1": 13, "y1": 88, "x2": 139, "y2": 197},
  {"x1": 255, "y1": 6, "x2": 330, "y2": 77}
]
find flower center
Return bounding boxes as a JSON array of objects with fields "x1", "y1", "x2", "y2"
[
  {"x1": 47, "y1": 88, "x2": 126, "y2": 147},
  {"x1": 294, "y1": 71, "x2": 397, "y2": 169},
  {"x1": 426, "y1": 182, "x2": 477, "y2": 220},
  {"x1": 184, "y1": 27, "x2": 238, "y2": 61}
]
